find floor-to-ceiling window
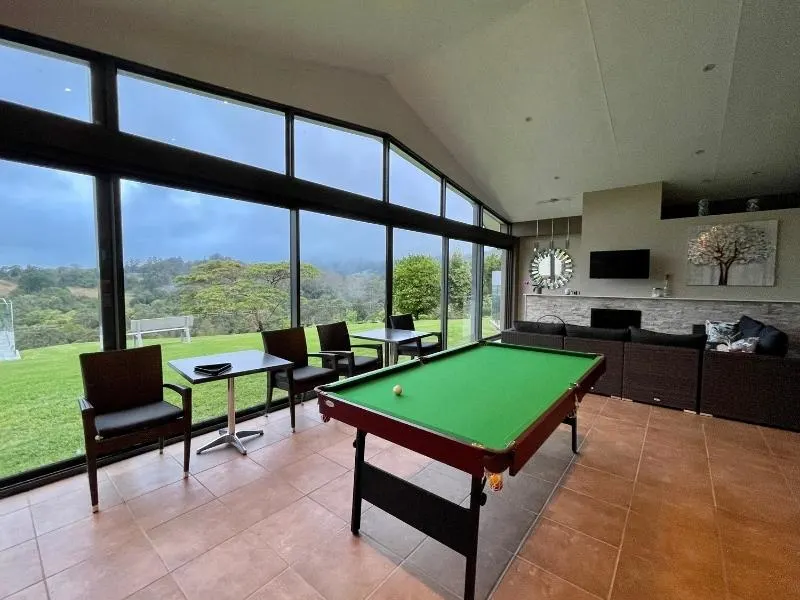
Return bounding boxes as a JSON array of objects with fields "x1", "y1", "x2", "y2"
[
  {"x1": 120, "y1": 181, "x2": 291, "y2": 422},
  {"x1": 447, "y1": 240, "x2": 476, "y2": 347},
  {"x1": 389, "y1": 145, "x2": 441, "y2": 214},
  {"x1": 300, "y1": 212, "x2": 386, "y2": 352},
  {"x1": 393, "y1": 230, "x2": 443, "y2": 349},
  {"x1": 481, "y1": 247, "x2": 507, "y2": 337},
  {"x1": 0, "y1": 160, "x2": 99, "y2": 478},
  {"x1": 445, "y1": 184, "x2": 475, "y2": 225}
]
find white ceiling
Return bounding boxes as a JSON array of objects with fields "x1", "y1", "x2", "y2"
[{"x1": 4, "y1": 0, "x2": 800, "y2": 222}]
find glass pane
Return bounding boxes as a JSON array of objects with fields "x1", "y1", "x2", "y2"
[
  {"x1": 0, "y1": 160, "x2": 98, "y2": 478},
  {"x1": 482, "y1": 247, "x2": 506, "y2": 337},
  {"x1": 393, "y1": 229, "x2": 442, "y2": 357},
  {"x1": 120, "y1": 181, "x2": 290, "y2": 421},
  {"x1": 447, "y1": 240, "x2": 476, "y2": 347},
  {"x1": 294, "y1": 118, "x2": 382, "y2": 199},
  {"x1": 483, "y1": 209, "x2": 506, "y2": 233},
  {"x1": 300, "y1": 212, "x2": 385, "y2": 356},
  {"x1": 118, "y1": 72, "x2": 285, "y2": 173},
  {"x1": 445, "y1": 185, "x2": 475, "y2": 225},
  {"x1": 389, "y1": 146, "x2": 441, "y2": 214},
  {"x1": 0, "y1": 41, "x2": 91, "y2": 121}
]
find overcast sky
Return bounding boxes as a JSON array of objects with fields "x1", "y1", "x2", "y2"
[{"x1": 0, "y1": 42, "x2": 476, "y2": 271}]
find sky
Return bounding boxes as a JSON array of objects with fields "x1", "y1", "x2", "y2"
[{"x1": 0, "y1": 42, "x2": 479, "y2": 271}]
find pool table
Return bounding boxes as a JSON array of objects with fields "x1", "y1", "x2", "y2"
[{"x1": 316, "y1": 341, "x2": 605, "y2": 600}]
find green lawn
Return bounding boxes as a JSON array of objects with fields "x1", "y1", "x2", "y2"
[{"x1": 0, "y1": 318, "x2": 500, "y2": 478}]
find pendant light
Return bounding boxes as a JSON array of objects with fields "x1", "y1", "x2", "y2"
[{"x1": 565, "y1": 217, "x2": 571, "y2": 250}]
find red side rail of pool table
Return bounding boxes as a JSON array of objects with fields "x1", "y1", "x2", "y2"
[{"x1": 316, "y1": 352, "x2": 605, "y2": 478}]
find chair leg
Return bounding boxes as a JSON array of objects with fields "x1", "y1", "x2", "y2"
[
  {"x1": 86, "y1": 448, "x2": 99, "y2": 513},
  {"x1": 289, "y1": 394, "x2": 297, "y2": 433},
  {"x1": 183, "y1": 430, "x2": 191, "y2": 478},
  {"x1": 159, "y1": 436, "x2": 164, "y2": 454}
]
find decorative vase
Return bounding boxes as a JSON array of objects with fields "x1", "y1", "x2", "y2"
[
  {"x1": 698, "y1": 199, "x2": 710, "y2": 216},
  {"x1": 663, "y1": 273, "x2": 671, "y2": 297}
]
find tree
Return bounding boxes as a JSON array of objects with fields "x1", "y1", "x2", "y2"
[
  {"x1": 447, "y1": 250, "x2": 472, "y2": 315},
  {"x1": 393, "y1": 255, "x2": 441, "y2": 318},
  {"x1": 176, "y1": 259, "x2": 319, "y2": 331},
  {"x1": 688, "y1": 224, "x2": 772, "y2": 285},
  {"x1": 16, "y1": 267, "x2": 57, "y2": 293}
]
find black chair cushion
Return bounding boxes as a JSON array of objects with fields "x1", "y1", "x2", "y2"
[
  {"x1": 276, "y1": 365, "x2": 337, "y2": 386},
  {"x1": 629, "y1": 327, "x2": 707, "y2": 350},
  {"x1": 566, "y1": 324, "x2": 629, "y2": 341},
  {"x1": 757, "y1": 325, "x2": 789, "y2": 357},
  {"x1": 337, "y1": 355, "x2": 381, "y2": 371},
  {"x1": 398, "y1": 339, "x2": 441, "y2": 354},
  {"x1": 513, "y1": 320, "x2": 566, "y2": 336},
  {"x1": 94, "y1": 401, "x2": 183, "y2": 438}
]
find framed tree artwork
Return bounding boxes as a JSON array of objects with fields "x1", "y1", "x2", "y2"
[{"x1": 687, "y1": 220, "x2": 778, "y2": 286}]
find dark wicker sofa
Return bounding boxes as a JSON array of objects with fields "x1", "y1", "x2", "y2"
[
  {"x1": 563, "y1": 325, "x2": 626, "y2": 397},
  {"x1": 501, "y1": 321, "x2": 564, "y2": 349},
  {"x1": 700, "y1": 350, "x2": 800, "y2": 431}
]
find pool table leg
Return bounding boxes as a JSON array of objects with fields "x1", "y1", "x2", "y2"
[
  {"x1": 351, "y1": 429, "x2": 367, "y2": 534},
  {"x1": 464, "y1": 475, "x2": 485, "y2": 600},
  {"x1": 571, "y1": 415, "x2": 578, "y2": 453}
]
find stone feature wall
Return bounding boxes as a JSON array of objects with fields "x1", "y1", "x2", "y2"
[{"x1": 523, "y1": 295, "x2": 800, "y2": 350}]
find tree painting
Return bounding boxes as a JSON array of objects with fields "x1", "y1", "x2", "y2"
[{"x1": 687, "y1": 222, "x2": 776, "y2": 286}]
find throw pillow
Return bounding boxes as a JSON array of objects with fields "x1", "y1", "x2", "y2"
[
  {"x1": 705, "y1": 320, "x2": 739, "y2": 344},
  {"x1": 729, "y1": 337, "x2": 759, "y2": 353},
  {"x1": 757, "y1": 325, "x2": 789, "y2": 357},
  {"x1": 739, "y1": 315, "x2": 765, "y2": 338},
  {"x1": 629, "y1": 327, "x2": 707, "y2": 350}
]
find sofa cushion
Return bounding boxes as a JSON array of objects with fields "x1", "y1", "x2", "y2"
[
  {"x1": 757, "y1": 325, "x2": 789, "y2": 357},
  {"x1": 739, "y1": 315, "x2": 765, "y2": 338},
  {"x1": 705, "y1": 320, "x2": 739, "y2": 344},
  {"x1": 629, "y1": 327, "x2": 707, "y2": 350},
  {"x1": 513, "y1": 320, "x2": 566, "y2": 336},
  {"x1": 565, "y1": 324, "x2": 629, "y2": 341}
]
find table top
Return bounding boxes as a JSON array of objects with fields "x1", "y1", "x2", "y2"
[
  {"x1": 351, "y1": 328, "x2": 431, "y2": 344},
  {"x1": 317, "y1": 342, "x2": 603, "y2": 451},
  {"x1": 168, "y1": 349, "x2": 293, "y2": 384}
]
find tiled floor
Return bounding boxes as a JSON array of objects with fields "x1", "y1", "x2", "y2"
[{"x1": 1, "y1": 395, "x2": 799, "y2": 600}]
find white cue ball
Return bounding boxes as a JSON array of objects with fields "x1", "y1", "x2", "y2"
[{"x1": 393, "y1": 385, "x2": 403, "y2": 396}]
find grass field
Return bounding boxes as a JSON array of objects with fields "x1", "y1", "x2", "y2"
[{"x1": 0, "y1": 318, "x2": 499, "y2": 479}]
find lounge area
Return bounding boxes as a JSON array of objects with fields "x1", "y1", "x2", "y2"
[{"x1": 1, "y1": 2, "x2": 800, "y2": 600}]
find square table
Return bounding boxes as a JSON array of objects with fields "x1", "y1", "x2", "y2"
[
  {"x1": 350, "y1": 327, "x2": 432, "y2": 365},
  {"x1": 168, "y1": 350, "x2": 292, "y2": 455}
]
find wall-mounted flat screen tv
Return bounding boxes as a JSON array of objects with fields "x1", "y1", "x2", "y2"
[{"x1": 589, "y1": 249, "x2": 650, "y2": 279}]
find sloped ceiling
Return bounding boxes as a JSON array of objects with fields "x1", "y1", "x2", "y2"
[{"x1": 2, "y1": 0, "x2": 799, "y2": 222}]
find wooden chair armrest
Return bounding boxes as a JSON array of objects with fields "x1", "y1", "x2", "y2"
[
  {"x1": 308, "y1": 352, "x2": 340, "y2": 370},
  {"x1": 163, "y1": 383, "x2": 192, "y2": 418},
  {"x1": 79, "y1": 397, "x2": 94, "y2": 414}
]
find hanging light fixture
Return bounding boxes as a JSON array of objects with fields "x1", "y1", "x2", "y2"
[
  {"x1": 549, "y1": 218, "x2": 555, "y2": 249},
  {"x1": 533, "y1": 220, "x2": 540, "y2": 252},
  {"x1": 565, "y1": 217, "x2": 571, "y2": 250}
]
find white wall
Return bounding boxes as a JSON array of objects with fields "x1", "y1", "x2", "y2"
[{"x1": 0, "y1": 2, "x2": 494, "y2": 210}]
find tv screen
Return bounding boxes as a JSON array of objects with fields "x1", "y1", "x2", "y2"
[{"x1": 589, "y1": 249, "x2": 650, "y2": 279}]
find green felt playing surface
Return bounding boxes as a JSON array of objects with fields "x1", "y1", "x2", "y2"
[{"x1": 323, "y1": 343, "x2": 601, "y2": 451}]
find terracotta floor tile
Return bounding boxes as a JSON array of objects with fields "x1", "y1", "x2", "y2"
[
  {"x1": 370, "y1": 565, "x2": 458, "y2": 600},
  {"x1": 127, "y1": 476, "x2": 214, "y2": 531},
  {"x1": 408, "y1": 464, "x2": 471, "y2": 504},
  {"x1": 761, "y1": 426, "x2": 800, "y2": 460},
  {"x1": 490, "y1": 472, "x2": 554, "y2": 513},
  {"x1": 492, "y1": 558, "x2": 598, "y2": 600},
  {"x1": 641, "y1": 438, "x2": 709, "y2": 468},
  {"x1": 0, "y1": 540, "x2": 42, "y2": 599},
  {"x1": 648, "y1": 406, "x2": 704, "y2": 432},
  {"x1": 308, "y1": 471, "x2": 371, "y2": 522},
  {"x1": 287, "y1": 422, "x2": 349, "y2": 453},
  {"x1": 519, "y1": 452, "x2": 571, "y2": 483},
  {"x1": 46, "y1": 532, "x2": 166, "y2": 600},
  {"x1": 173, "y1": 528, "x2": 287, "y2": 600},
  {"x1": 407, "y1": 536, "x2": 512, "y2": 600},
  {"x1": 520, "y1": 517, "x2": 618, "y2": 598},
  {"x1": 0, "y1": 493, "x2": 28, "y2": 517},
  {"x1": 37, "y1": 503, "x2": 140, "y2": 576},
  {"x1": 576, "y1": 432, "x2": 641, "y2": 479},
  {"x1": 0, "y1": 507, "x2": 34, "y2": 552},
  {"x1": 646, "y1": 421, "x2": 707, "y2": 451},
  {"x1": 703, "y1": 418, "x2": 770, "y2": 455},
  {"x1": 560, "y1": 463, "x2": 634, "y2": 508},
  {"x1": 637, "y1": 452, "x2": 711, "y2": 492},
  {"x1": 360, "y1": 508, "x2": 427, "y2": 559},
  {"x1": 600, "y1": 399, "x2": 651, "y2": 426},
  {"x1": 319, "y1": 436, "x2": 380, "y2": 468},
  {"x1": 536, "y1": 428, "x2": 577, "y2": 463},
  {"x1": 611, "y1": 547, "x2": 726, "y2": 600},
  {"x1": 579, "y1": 393, "x2": 608, "y2": 415},
  {"x1": 103, "y1": 449, "x2": 172, "y2": 477},
  {"x1": 543, "y1": 487, "x2": 627, "y2": 547},
  {"x1": 127, "y1": 574, "x2": 186, "y2": 600},
  {"x1": 167, "y1": 435, "x2": 239, "y2": 475},
  {"x1": 218, "y1": 471, "x2": 304, "y2": 527},
  {"x1": 471, "y1": 495, "x2": 537, "y2": 553},
  {"x1": 247, "y1": 437, "x2": 315, "y2": 472},
  {"x1": 713, "y1": 480, "x2": 800, "y2": 533},
  {"x1": 293, "y1": 529, "x2": 400, "y2": 600},
  {"x1": 109, "y1": 453, "x2": 185, "y2": 500},
  {"x1": 27, "y1": 471, "x2": 108, "y2": 506},
  {"x1": 30, "y1": 479, "x2": 122, "y2": 536},
  {"x1": 246, "y1": 568, "x2": 323, "y2": 600},
  {"x1": 275, "y1": 453, "x2": 347, "y2": 494},
  {"x1": 193, "y1": 456, "x2": 268, "y2": 497},
  {"x1": 247, "y1": 496, "x2": 345, "y2": 564},
  {"x1": 710, "y1": 455, "x2": 793, "y2": 497},
  {"x1": 147, "y1": 500, "x2": 247, "y2": 570},
  {"x1": 369, "y1": 446, "x2": 431, "y2": 479},
  {"x1": 5, "y1": 581, "x2": 49, "y2": 600},
  {"x1": 630, "y1": 480, "x2": 716, "y2": 525}
]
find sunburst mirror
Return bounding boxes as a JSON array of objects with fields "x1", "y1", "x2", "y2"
[{"x1": 530, "y1": 248, "x2": 574, "y2": 289}]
